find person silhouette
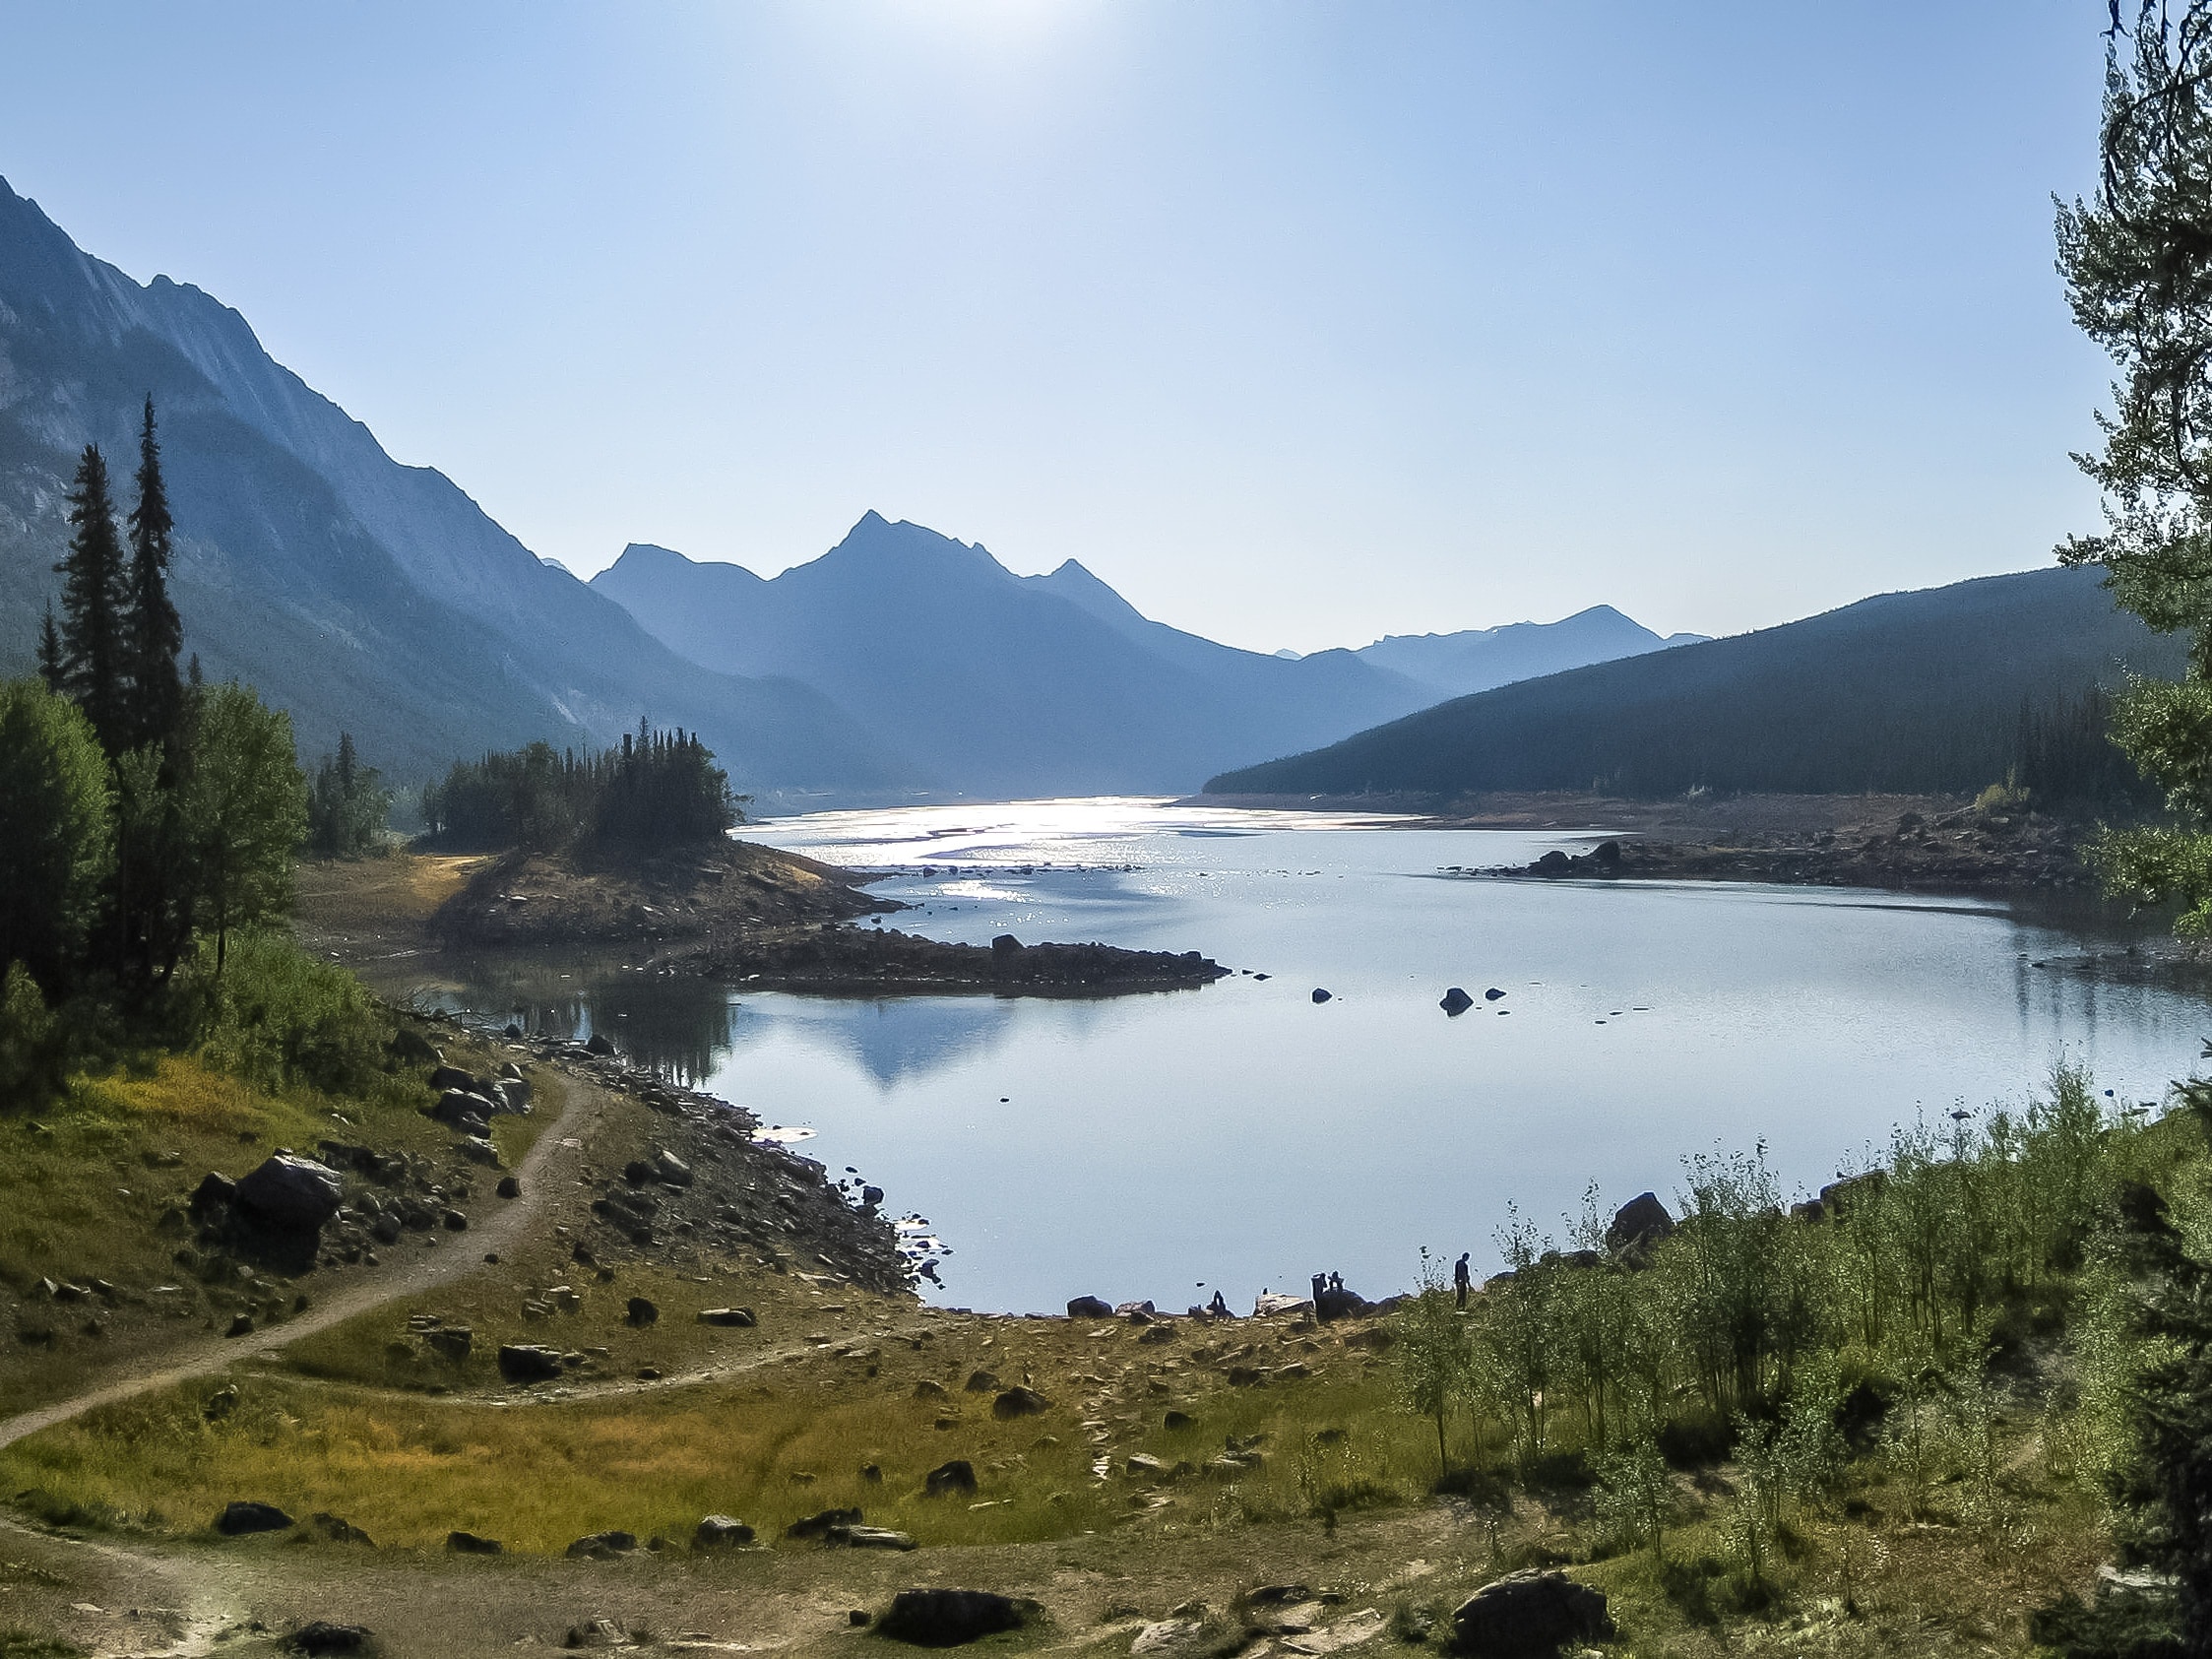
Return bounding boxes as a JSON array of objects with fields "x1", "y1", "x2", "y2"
[
  {"x1": 1454, "y1": 1251, "x2": 1472, "y2": 1310},
  {"x1": 1311, "y1": 1272, "x2": 1328, "y2": 1313}
]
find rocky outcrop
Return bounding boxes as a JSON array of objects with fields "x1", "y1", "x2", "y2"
[{"x1": 233, "y1": 1155, "x2": 344, "y2": 1232}]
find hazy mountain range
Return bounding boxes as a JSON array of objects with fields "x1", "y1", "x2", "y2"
[
  {"x1": 1208, "y1": 565, "x2": 2179, "y2": 800},
  {"x1": 0, "y1": 173, "x2": 1705, "y2": 799},
  {"x1": 590, "y1": 526, "x2": 1699, "y2": 797}
]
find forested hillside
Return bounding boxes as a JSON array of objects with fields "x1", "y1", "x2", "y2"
[{"x1": 1208, "y1": 566, "x2": 2181, "y2": 800}]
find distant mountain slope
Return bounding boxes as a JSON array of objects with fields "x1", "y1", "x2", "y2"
[
  {"x1": 1356, "y1": 606, "x2": 1707, "y2": 698},
  {"x1": 0, "y1": 175, "x2": 905, "y2": 792},
  {"x1": 595, "y1": 517, "x2": 1444, "y2": 797},
  {"x1": 1206, "y1": 566, "x2": 2181, "y2": 799}
]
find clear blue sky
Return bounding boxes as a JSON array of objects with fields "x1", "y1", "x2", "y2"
[{"x1": 0, "y1": 2, "x2": 2115, "y2": 653}]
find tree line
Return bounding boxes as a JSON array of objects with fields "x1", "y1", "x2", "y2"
[
  {"x1": 418, "y1": 724, "x2": 741, "y2": 854},
  {"x1": 0, "y1": 402, "x2": 394, "y2": 1065}
]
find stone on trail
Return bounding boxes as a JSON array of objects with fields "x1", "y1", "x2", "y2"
[
  {"x1": 693, "y1": 1514, "x2": 755, "y2": 1549},
  {"x1": 878, "y1": 1588, "x2": 1039, "y2": 1645},
  {"x1": 234, "y1": 1153, "x2": 345, "y2": 1230},
  {"x1": 285, "y1": 1622, "x2": 373, "y2": 1655},
  {"x1": 1066, "y1": 1295, "x2": 1113, "y2": 1318},
  {"x1": 831, "y1": 1525, "x2": 917, "y2": 1550},
  {"x1": 307, "y1": 1511, "x2": 375, "y2": 1546},
  {"x1": 566, "y1": 1530, "x2": 639, "y2": 1560},
  {"x1": 225, "y1": 1313, "x2": 255, "y2": 1338},
  {"x1": 1440, "y1": 987, "x2": 1474, "y2": 1015},
  {"x1": 924, "y1": 1459, "x2": 979, "y2": 1498},
  {"x1": 445, "y1": 1530, "x2": 503, "y2": 1555},
  {"x1": 785, "y1": 1506, "x2": 865, "y2": 1541},
  {"x1": 991, "y1": 1385, "x2": 1050, "y2": 1419},
  {"x1": 496, "y1": 1175, "x2": 522, "y2": 1199},
  {"x1": 1133, "y1": 1620, "x2": 1207, "y2": 1655},
  {"x1": 1450, "y1": 1569, "x2": 1613, "y2": 1656},
  {"x1": 496, "y1": 1343, "x2": 564, "y2": 1382},
  {"x1": 215, "y1": 1500, "x2": 293, "y2": 1536}
]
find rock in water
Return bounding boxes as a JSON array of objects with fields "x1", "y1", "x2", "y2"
[
  {"x1": 1450, "y1": 1570, "x2": 1612, "y2": 1656},
  {"x1": 1440, "y1": 987, "x2": 1474, "y2": 1015},
  {"x1": 878, "y1": 1589, "x2": 1039, "y2": 1646},
  {"x1": 1485, "y1": 987, "x2": 1506, "y2": 1000},
  {"x1": 1605, "y1": 1192, "x2": 1675, "y2": 1256},
  {"x1": 1310, "y1": 988, "x2": 1332, "y2": 1003},
  {"x1": 215, "y1": 1500, "x2": 293, "y2": 1536},
  {"x1": 233, "y1": 1154, "x2": 344, "y2": 1230}
]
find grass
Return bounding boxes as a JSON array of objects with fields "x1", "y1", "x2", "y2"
[{"x1": 0, "y1": 1305, "x2": 1442, "y2": 1556}]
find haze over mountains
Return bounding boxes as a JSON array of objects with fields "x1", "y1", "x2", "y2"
[{"x1": 590, "y1": 523, "x2": 1700, "y2": 797}]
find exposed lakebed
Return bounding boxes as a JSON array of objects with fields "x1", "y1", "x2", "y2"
[{"x1": 411, "y1": 798, "x2": 2212, "y2": 1313}]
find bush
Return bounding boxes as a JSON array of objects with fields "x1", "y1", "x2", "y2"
[
  {"x1": 188, "y1": 929, "x2": 393, "y2": 1097},
  {"x1": 0, "y1": 962, "x2": 67, "y2": 1111},
  {"x1": 0, "y1": 679, "x2": 114, "y2": 989}
]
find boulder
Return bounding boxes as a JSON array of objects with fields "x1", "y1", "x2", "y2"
[
  {"x1": 441, "y1": 1208, "x2": 469, "y2": 1232},
  {"x1": 1485, "y1": 987, "x2": 1506, "y2": 1000},
  {"x1": 964, "y1": 1370, "x2": 1000, "y2": 1393},
  {"x1": 427, "y1": 1064, "x2": 475, "y2": 1093},
  {"x1": 386, "y1": 1027, "x2": 439, "y2": 1065},
  {"x1": 286, "y1": 1622, "x2": 372, "y2": 1655},
  {"x1": 566, "y1": 1530, "x2": 639, "y2": 1560},
  {"x1": 991, "y1": 1385, "x2": 1050, "y2": 1420},
  {"x1": 1132, "y1": 1619, "x2": 1206, "y2": 1654},
  {"x1": 990, "y1": 933, "x2": 1025, "y2": 962},
  {"x1": 1605, "y1": 1192, "x2": 1675, "y2": 1256},
  {"x1": 651, "y1": 1150, "x2": 694, "y2": 1187},
  {"x1": 585, "y1": 1033, "x2": 617, "y2": 1056},
  {"x1": 308, "y1": 1512, "x2": 374, "y2": 1546},
  {"x1": 1164, "y1": 1410, "x2": 1196, "y2": 1431},
  {"x1": 1532, "y1": 850, "x2": 1571, "y2": 875},
  {"x1": 190, "y1": 1171, "x2": 237, "y2": 1215},
  {"x1": 1066, "y1": 1295, "x2": 1113, "y2": 1319},
  {"x1": 1440, "y1": 987, "x2": 1474, "y2": 1015},
  {"x1": 1253, "y1": 1293, "x2": 1311, "y2": 1318},
  {"x1": 496, "y1": 1176, "x2": 522, "y2": 1199},
  {"x1": 445, "y1": 1530, "x2": 502, "y2": 1555},
  {"x1": 785, "y1": 1506, "x2": 865, "y2": 1541},
  {"x1": 878, "y1": 1588, "x2": 1039, "y2": 1646},
  {"x1": 924, "y1": 1459, "x2": 979, "y2": 1498},
  {"x1": 1450, "y1": 1570, "x2": 1613, "y2": 1656},
  {"x1": 626, "y1": 1297, "x2": 660, "y2": 1326},
  {"x1": 694, "y1": 1514, "x2": 755, "y2": 1549},
  {"x1": 829, "y1": 1525, "x2": 916, "y2": 1550},
  {"x1": 496, "y1": 1343, "x2": 564, "y2": 1382},
  {"x1": 233, "y1": 1153, "x2": 346, "y2": 1231},
  {"x1": 424, "y1": 1326, "x2": 473, "y2": 1362},
  {"x1": 216, "y1": 1500, "x2": 293, "y2": 1536},
  {"x1": 696, "y1": 1307, "x2": 756, "y2": 1327},
  {"x1": 1310, "y1": 988, "x2": 1332, "y2": 1003}
]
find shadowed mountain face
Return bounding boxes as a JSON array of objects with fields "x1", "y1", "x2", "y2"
[
  {"x1": 593, "y1": 521, "x2": 1701, "y2": 798},
  {"x1": 0, "y1": 175, "x2": 906, "y2": 792},
  {"x1": 1206, "y1": 566, "x2": 2183, "y2": 799},
  {"x1": 1355, "y1": 606, "x2": 1707, "y2": 699}
]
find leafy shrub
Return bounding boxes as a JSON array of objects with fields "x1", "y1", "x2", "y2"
[
  {"x1": 187, "y1": 929, "x2": 392, "y2": 1096},
  {"x1": 0, "y1": 962, "x2": 67, "y2": 1111}
]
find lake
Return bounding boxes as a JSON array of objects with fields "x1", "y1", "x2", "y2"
[{"x1": 417, "y1": 798, "x2": 2209, "y2": 1314}]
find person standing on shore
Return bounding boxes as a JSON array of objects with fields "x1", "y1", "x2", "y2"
[{"x1": 1454, "y1": 1252, "x2": 1472, "y2": 1310}]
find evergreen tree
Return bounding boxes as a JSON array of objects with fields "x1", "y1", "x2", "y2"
[
  {"x1": 35, "y1": 606, "x2": 62, "y2": 693},
  {"x1": 306, "y1": 732, "x2": 392, "y2": 858},
  {"x1": 123, "y1": 397, "x2": 183, "y2": 753},
  {"x1": 52, "y1": 445, "x2": 130, "y2": 757}
]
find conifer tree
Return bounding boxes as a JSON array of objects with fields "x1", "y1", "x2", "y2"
[
  {"x1": 35, "y1": 606, "x2": 63, "y2": 693},
  {"x1": 124, "y1": 396, "x2": 183, "y2": 753},
  {"x1": 52, "y1": 444, "x2": 130, "y2": 756}
]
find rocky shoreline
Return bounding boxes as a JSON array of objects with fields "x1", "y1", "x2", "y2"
[{"x1": 1482, "y1": 801, "x2": 2096, "y2": 892}]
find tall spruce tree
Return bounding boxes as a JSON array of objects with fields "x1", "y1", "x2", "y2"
[
  {"x1": 53, "y1": 444, "x2": 130, "y2": 757},
  {"x1": 124, "y1": 397, "x2": 183, "y2": 754},
  {"x1": 35, "y1": 606, "x2": 63, "y2": 693}
]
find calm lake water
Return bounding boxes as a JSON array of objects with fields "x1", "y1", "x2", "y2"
[{"x1": 418, "y1": 798, "x2": 2210, "y2": 1314}]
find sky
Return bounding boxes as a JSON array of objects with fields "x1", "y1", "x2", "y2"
[{"x1": 0, "y1": 2, "x2": 2119, "y2": 653}]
